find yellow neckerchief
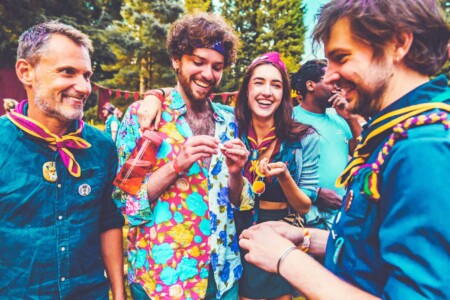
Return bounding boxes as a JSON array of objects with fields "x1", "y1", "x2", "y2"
[{"x1": 336, "y1": 93, "x2": 450, "y2": 194}]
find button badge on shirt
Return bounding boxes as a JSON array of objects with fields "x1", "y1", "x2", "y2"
[
  {"x1": 43, "y1": 161, "x2": 58, "y2": 182},
  {"x1": 78, "y1": 183, "x2": 91, "y2": 196}
]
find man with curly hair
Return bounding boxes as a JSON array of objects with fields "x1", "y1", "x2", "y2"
[{"x1": 114, "y1": 13, "x2": 253, "y2": 299}]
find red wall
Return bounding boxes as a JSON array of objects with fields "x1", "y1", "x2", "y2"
[{"x1": 0, "y1": 69, "x2": 27, "y2": 115}]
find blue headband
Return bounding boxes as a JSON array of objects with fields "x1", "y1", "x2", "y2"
[{"x1": 209, "y1": 41, "x2": 226, "y2": 56}]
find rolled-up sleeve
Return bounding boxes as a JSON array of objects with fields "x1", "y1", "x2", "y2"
[
  {"x1": 100, "y1": 140, "x2": 125, "y2": 232},
  {"x1": 297, "y1": 131, "x2": 320, "y2": 201}
]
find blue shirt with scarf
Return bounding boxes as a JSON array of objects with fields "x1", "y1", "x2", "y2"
[
  {"x1": 325, "y1": 75, "x2": 450, "y2": 298},
  {"x1": 0, "y1": 103, "x2": 124, "y2": 299}
]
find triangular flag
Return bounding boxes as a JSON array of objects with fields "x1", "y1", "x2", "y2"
[
  {"x1": 115, "y1": 90, "x2": 121, "y2": 98},
  {"x1": 124, "y1": 91, "x2": 130, "y2": 99},
  {"x1": 134, "y1": 92, "x2": 140, "y2": 101},
  {"x1": 222, "y1": 93, "x2": 228, "y2": 104}
]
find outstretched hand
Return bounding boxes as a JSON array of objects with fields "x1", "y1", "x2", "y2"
[
  {"x1": 239, "y1": 223, "x2": 297, "y2": 273},
  {"x1": 258, "y1": 157, "x2": 289, "y2": 180}
]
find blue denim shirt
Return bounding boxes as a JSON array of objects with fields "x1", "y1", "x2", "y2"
[{"x1": 0, "y1": 113, "x2": 124, "y2": 299}]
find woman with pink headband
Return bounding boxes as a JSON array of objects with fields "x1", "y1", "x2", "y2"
[{"x1": 234, "y1": 52, "x2": 319, "y2": 300}]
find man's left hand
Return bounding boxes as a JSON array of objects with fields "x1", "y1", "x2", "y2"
[
  {"x1": 221, "y1": 138, "x2": 249, "y2": 176},
  {"x1": 329, "y1": 93, "x2": 351, "y2": 119},
  {"x1": 316, "y1": 188, "x2": 343, "y2": 210}
]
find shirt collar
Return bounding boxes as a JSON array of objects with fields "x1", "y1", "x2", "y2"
[
  {"x1": 169, "y1": 89, "x2": 225, "y2": 123},
  {"x1": 364, "y1": 75, "x2": 449, "y2": 133}
]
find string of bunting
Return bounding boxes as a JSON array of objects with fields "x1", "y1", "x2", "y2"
[
  {"x1": 92, "y1": 82, "x2": 143, "y2": 101},
  {"x1": 91, "y1": 82, "x2": 238, "y2": 104}
]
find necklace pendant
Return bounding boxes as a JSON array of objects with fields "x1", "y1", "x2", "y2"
[
  {"x1": 252, "y1": 180, "x2": 265, "y2": 195},
  {"x1": 250, "y1": 150, "x2": 259, "y2": 161}
]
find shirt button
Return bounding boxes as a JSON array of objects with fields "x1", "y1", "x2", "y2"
[
  {"x1": 61, "y1": 247, "x2": 65, "y2": 252},
  {"x1": 58, "y1": 215, "x2": 63, "y2": 220},
  {"x1": 57, "y1": 184, "x2": 62, "y2": 188},
  {"x1": 61, "y1": 277, "x2": 66, "y2": 282}
]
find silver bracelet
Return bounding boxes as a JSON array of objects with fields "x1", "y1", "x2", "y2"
[{"x1": 276, "y1": 246, "x2": 297, "y2": 275}]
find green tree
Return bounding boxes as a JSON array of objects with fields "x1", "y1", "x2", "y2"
[
  {"x1": 185, "y1": 0, "x2": 212, "y2": 13},
  {"x1": 0, "y1": 0, "x2": 123, "y2": 119},
  {"x1": 0, "y1": 0, "x2": 121, "y2": 69},
  {"x1": 215, "y1": 0, "x2": 306, "y2": 92},
  {"x1": 100, "y1": 0, "x2": 184, "y2": 94}
]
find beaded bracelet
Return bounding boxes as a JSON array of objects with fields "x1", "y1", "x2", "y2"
[
  {"x1": 276, "y1": 246, "x2": 297, "y2": 275},
  {"x1": 300, "y1": 228, "x2": 311, "y2": 253},
  {"x1": 172, "y1": 158, "x2": 183, "y2": 176}
]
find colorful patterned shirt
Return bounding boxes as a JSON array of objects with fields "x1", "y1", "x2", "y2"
[{"x1": 114, "y1": 90, "x2": 254, "y2": 299}]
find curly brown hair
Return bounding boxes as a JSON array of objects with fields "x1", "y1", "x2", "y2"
[
  {"x1": 313, "y1": 0, "x2": 450, "y2": 76},
  {"x1": 167, "y1": 12, "x2": 239, "y2": 68}
]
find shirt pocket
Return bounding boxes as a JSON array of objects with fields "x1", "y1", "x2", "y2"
[
  {"x1": 342, "y1": 188, "x2": 370, "y2": 237},
  {"x1": 336, "y1": 187, "x2": 371, "y2": 272},
  {"x1": 70, "y1": 166, "x2": 106, "y2": 211}
]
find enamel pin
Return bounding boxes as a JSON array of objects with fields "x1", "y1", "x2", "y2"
[
  {"x1": 43, "y1": 161, "x2": 58, "y2": 182},
  {"x1": 78, "y1": 184, "x2": 92, "y2": 196}
]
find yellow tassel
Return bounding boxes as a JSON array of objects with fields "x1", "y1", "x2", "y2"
[{"x1": 369, "y1": 172, "x2": 381, "y2": 200}]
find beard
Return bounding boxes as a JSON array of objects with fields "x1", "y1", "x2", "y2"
[
  {"x1": 177, "y1": 66, "x2": 217, "y2": 111},
  {"x1": 352, "y1": 80, "x2": 388, "y2": 118},
  {"x1": 34, "y1": 82, "x2": 84, "y2": 121},
  {"x1": 347, "y1": 60, "x2": 393, "y2": 119}
]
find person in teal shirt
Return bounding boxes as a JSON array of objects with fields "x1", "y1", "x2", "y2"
[
  {"x1": 291, "y1": 59, "x2": 362, "y2": 229},
  {"x1": 239, "y1": 0, "x2": 450, "y2": 298},
  {"x1": 102, "y1": 102, "x2": 120, "y2": 141}
]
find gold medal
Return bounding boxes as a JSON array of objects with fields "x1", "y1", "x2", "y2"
[
  {"x1": 252, "y1": 180, "x2": 265, "y2": 195},
  {"x1": 43, "y1": 161, "x2": 58, "y2": 182}
]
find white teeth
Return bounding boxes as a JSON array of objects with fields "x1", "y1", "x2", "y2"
[
  {"x1": 194, "y1": 80, "x2": 210, "y2": 88},
  {"x1": 64, "y1": 96, "x2": 84, "y2": 103},
  {"x1": 257, "y1": 100, "x2": 272, "y2": 106}
]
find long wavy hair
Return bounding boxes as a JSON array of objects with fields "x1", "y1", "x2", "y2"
[{"x1": 235, "y1": 60, "x2": 313, "y2": 142}]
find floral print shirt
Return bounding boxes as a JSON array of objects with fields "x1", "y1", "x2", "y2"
[{"x1": 113, "y1": 90, "x2": 254, "y2": 299}]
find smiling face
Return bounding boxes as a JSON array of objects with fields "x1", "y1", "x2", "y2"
[
  {"x1": 247, "y1": 64, "x2": 283, "y2": 123},
  {"x1": 324, "y1": 17, "x2": 394, "y2": 118},
  {"x1": 28, "y1": 34, "x2": 92, "y2": 122},
  {"x1": 173, "y1": 48, "x2": 224, "y2": 105}
]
